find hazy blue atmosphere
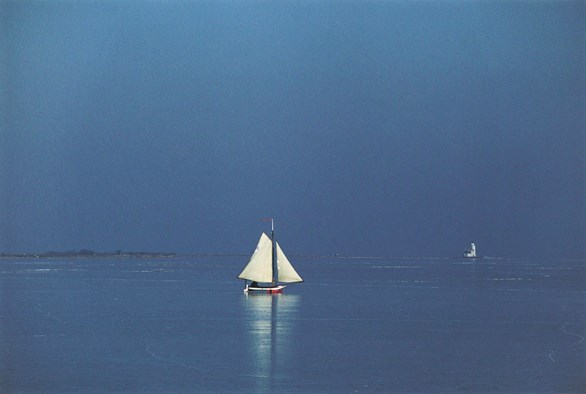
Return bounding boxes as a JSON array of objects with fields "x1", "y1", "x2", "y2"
[{"x1": 1, "y1": 0, "x2": 584, "y2": 258}]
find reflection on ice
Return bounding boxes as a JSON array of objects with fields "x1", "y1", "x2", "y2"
[{"x1": 242, "y1": 294, "x2": 299, "y2": 390}]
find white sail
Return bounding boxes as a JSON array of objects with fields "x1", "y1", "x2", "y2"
[
  {"x1": 276, "y1": 242, "x2": 303, "y2": 283},
  {"x1": 238, "y1": 233, "x2": 273, "y2": 283}
]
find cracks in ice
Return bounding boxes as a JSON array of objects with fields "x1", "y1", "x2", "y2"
[
  {"x1": 34, "y1": 305, "x2": 63, "y2": 323},
  {"x1": 546, "y1": 323, "x2": 585, "y2": 363},
  {"x1": 144, "y1": 341, "x2": 205, "y2": 372},
  {"x1": 561, "y1": 323, "x2": 585, "y2": 346},
  {"x1": 548, "y1": 350, "x2": 555, "y2": 363}
]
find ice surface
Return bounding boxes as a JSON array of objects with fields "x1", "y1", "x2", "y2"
[{"x1": 0, "y1": 256, "x2": 584, "y2": 392}]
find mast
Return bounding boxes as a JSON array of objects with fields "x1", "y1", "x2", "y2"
[{"x1": 270, "y1": 218, "x2": 276, "y2": 284}]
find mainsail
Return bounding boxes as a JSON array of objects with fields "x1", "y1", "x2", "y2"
[
  {"x1": 238, "y1": 233, "x2": 273, "y2": 283},
  {"x1": 276, "y1": 242, "x2": 303, "y2": 283}
]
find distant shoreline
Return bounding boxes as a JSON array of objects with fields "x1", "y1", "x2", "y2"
[
  {"x1": 2, "y1": 252, "x2": 582, "y2": 262},
  {"x1": 0, "y1": 251, "x2": 247, "y2": 259},
  {"x1": 0, "y1": 252, "x2": 478, "y2": 260},
  {"x1": 0, "y1": 251, "x2": 175, "y2": 259},
  {"x1": 0, "y1": 252, "x2": 461, "y2": 260}
]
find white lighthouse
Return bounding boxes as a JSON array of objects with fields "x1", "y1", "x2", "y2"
[{"x1": 463, "y1": 242, "x2": 477, "y2": 258}]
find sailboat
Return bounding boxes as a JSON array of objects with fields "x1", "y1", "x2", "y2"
[{"x1": 238, "y1": 218, "x2": 303, "y2": 293}]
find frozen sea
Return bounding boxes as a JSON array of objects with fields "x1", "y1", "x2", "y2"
[{"x1": 1, "y1": 256, "x2": 585, "y2": 393}]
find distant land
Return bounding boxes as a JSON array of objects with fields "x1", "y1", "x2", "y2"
[
  {"x1": 0, "y1": 249, "x2": 178, "y2": 259},
  {"x1": 0, "y1": 250, "x2": 337, "y2": 259},
  {"x1": 0, "y1": 250, "x2": 508, "y2": 260},
  {"x1": 0, "y1": 250, "x2": 399, "y2": 260},
  {"x1": 0, "y1": 249, "x2": 253, "y2": 259}
]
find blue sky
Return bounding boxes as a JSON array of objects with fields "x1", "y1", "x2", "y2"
[{"x1": 1, "y1": 0, "x2": 584, "y2": 258}]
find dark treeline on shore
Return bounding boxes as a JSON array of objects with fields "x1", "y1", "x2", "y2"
[
  {"x1": 0, "y1": 249, "x2": 177, "y2": 259},
  {"x1": 0, "y1": 250, "x2": 261, "y2": 259}
]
